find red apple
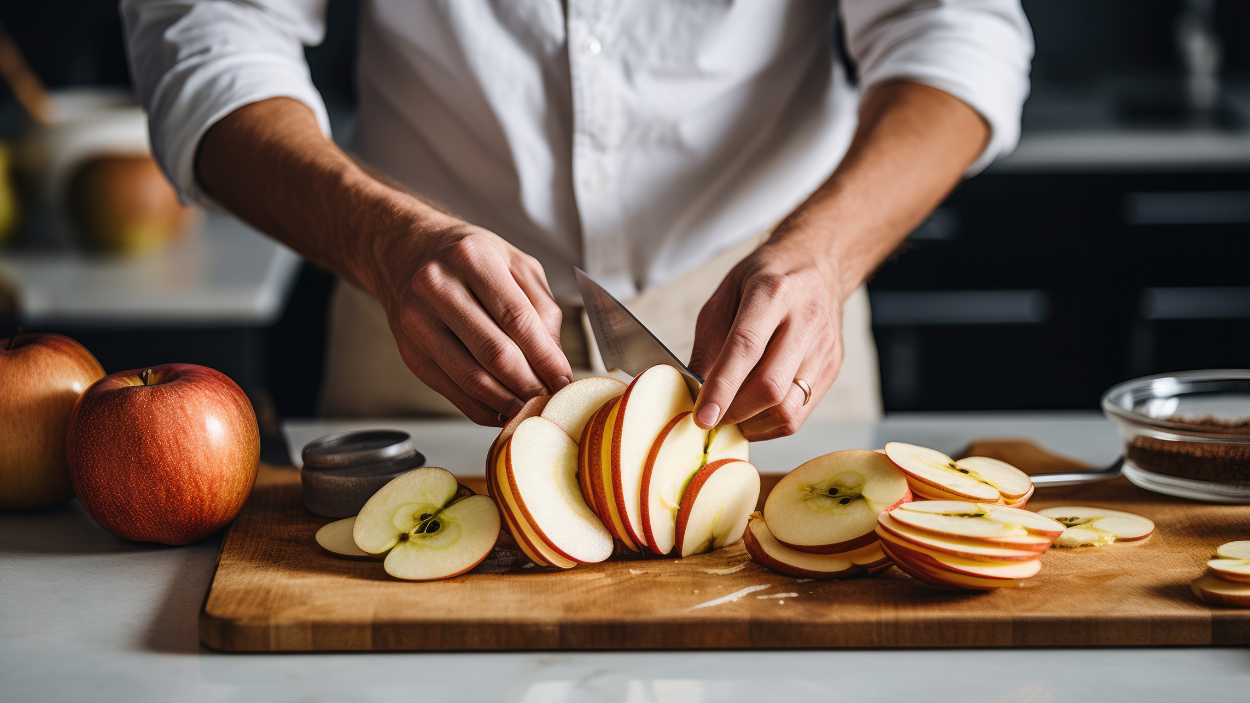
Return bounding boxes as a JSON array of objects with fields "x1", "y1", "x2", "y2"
[
  {"x1": 65, "y1": 364, "x2": 259, "y2": 545},
  {"x1": 0, "y1": 332, "x2": 104, "y2": 509}
]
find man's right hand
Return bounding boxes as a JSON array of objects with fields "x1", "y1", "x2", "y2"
[
  {"x1": 197, "y1": 98, "x2": 572, "y2": 426},
  {"x1": 368, "y1": 218, "x2": 572, "y2": 425}
]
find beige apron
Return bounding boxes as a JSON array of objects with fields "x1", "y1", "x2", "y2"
[{"x1": 318, "y1": 234, "x2": 882, "y2": 421}]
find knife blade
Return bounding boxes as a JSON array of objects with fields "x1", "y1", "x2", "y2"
[{"x1": 574, "y1": 267, "x2": 703, "y2": 395}]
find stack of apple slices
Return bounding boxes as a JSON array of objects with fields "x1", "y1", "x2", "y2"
[
  {"x1": 1035, "y1": 506, "x2": 1154, "y2": 548},
  {"x1": 315, "y1": 467, "x2": 501, "y2": 581},
  {"x1": 884, "y1": 443, "x2": 1035, "y2": 508},
  {"x1": 876, "y1": 501, "x2": 1065, "y2": 589},
  {"x1": 577, "y1": 365, "x2": 756, "y2": 557},
  {"x1": 745, "y1": 450, "x2": 909, "y2": 579},
  {"x1": 1191, "y1": 541, "x2": 1250, "y2": 606},
  {"x1": 485, "y1": 367, "x2": 759, "y2": 566}
]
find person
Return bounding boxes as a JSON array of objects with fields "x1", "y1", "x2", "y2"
[{"x1": 122, "y1": 0, "x2": 1032, "y2": 441}]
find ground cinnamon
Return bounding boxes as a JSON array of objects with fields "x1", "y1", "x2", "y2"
[{"x1": 1126, "y1": 416, "x2": 1250, "y2": 485}]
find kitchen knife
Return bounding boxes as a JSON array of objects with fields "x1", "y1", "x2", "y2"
[{"x1": 574, "y1": 267, "x2": 703, "y2": 395}]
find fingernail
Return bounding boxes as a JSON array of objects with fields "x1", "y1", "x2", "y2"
[
  {"x1": 552, "y1": 375, "x2": 571, "y2": 391},
  {"x1": 696, "y1": 403, "x2": 721, "y2": 428}
]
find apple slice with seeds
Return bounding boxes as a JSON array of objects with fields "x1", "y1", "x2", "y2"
[
  {"x1": 610, "y1": 365, "x2": 695, "y2": 549},
  {"x1": 1036, "y1": 506, "x2": 1155, "y2": 547},
  {"x1": 893, "y1": 501, "x2": 1064, "y2": 543},
  {"x1": 352, "y1": 466, "x2": 501, "y2": 580},
  {"x1": 885, "y1": 443, "x2": 1032, "y2": 503},
  {"x1": 1191, "y1": 572, "x2": 1250, "y2": 606},
  {"x1": 674, "y1": 458, "x2": 761, "y2": 557},
  {"x1": 763, "y1": 449, "x2": 911, "y2": 554},
  {"x1": 541, "y1": 376, "x2": 626, "y2": 442},
  {"x1": 316, "y1": 516, "x2": 372, "y2": 557},
  {"x1": 876, "y1": 513, "x2": 1049, "y2": 561},
  {"x1": 506, "y1": 417, "x2": 613, "y2": 564},
  {"x1": 877, "y1": 528, "x2": 1042, "y2": 580}
]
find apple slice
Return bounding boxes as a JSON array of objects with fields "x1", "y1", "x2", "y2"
[
  {"x1": 1207, "y1": 559, "x2": 1250, "y2": 584},
  {"x1": 591, "y1": 398, "x2": 641, "y2": 552},
  {"x1": 486, "y1": 395, "x2": 551, "y2": 479},
  {"x1": 745, "y1": 513, "x2": 874, "y2": 579},
  {"x1": 1191, "y1": 572, "x2": 1250, "y2": 607},
  {"x1": 316, "y1": 516, "x2": 372, "y2": 557},
  {"x1": 1003, "y1": 484, "x2": 1035, "y2": 509},
  {"x1": 885, "y1": 443, "x2": 1032, "y2": 503},
  {"x1": 674, "y1": 458, "x2": 760, "y2": 557},
  {"x1": 494, "y1": 439, "x2": 575, "y2": 568},
  {"x1": 879, "y1": 541, "x2": 1029, "y2": 590},
  {"x1": 706, "y1": 422, "x2": 749, "y2": 462},
  {"x1": 1036, "y1": 506, "x2": 1155, "y2": 546},
  {"x1": 610, "y1": 365, "x2": 695, "y2": 548},
  {"x1": 487, "y1": 446, "x2": 551, "y2": 567},
  {"x1": 541, "y1": 376, "x2": 626, "y2": 442},
  {"x1": 506, "y1": 417, "x2": 613, "y2": 563},
  {"x1": 892, "y1": 501, "x2": 1064, "y2": 544},
  {"x1": 876, "y1": 528, "x2": 1042, "y2": 580},
  {"x1": 352, "y1": 466, "x2": 501, "y2": 580},
  {"x1": 1216, "y1": 541, "x2": 1250, "y2": 560},
  {"x1": 877, "y1": 513, "x2": 1049, "y2": 561},
  {"x1": 763, "y1": 449, "x2": 911, "y2": 554},
  {"x1": 640, "y1": 412, "x2": 706, "y2": 554}
]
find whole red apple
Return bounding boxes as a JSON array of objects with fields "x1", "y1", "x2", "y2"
[
  {"x1": 65, "y1": 364, "x2": 259, "y2": 545},
  {"x1": 0, "y1": 332, "x2": 104, "y2": 509}
]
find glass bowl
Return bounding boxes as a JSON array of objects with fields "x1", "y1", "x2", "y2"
[{"x1": 1102, "y1": 370, "x2": 1250, "y2": 504}]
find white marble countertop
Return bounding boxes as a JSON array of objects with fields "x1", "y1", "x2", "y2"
[
  {"x1": 0, "y1": 213, "x2": 301, "y2": 325},
  {"x1": 3, "y1": 413, "x2": 1248, "y2": 702}
]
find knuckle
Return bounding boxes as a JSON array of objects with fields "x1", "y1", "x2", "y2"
[
  {"x1": 410, "y1": 263, "x2": 447, "y2": 295},
  {"x1": 757, "y1": 375, "x2": 789, "y2": 407},
  {"x1": 474, "y1": 334, "x2": 515, "y2": 370},
  {"x1": 728, "y1": 326, "x2": 767, "y2": 359},
  {"x1": 496, "y1": 303, "x2": 532, "y2": 335},
  {"x1": 748, "y1": 272, "x2": 789, "y2": 299},
  {"x1": 454, "y1": 367, "x2": 494, "y2": 399}
]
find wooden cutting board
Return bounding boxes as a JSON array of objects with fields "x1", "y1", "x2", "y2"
[{"x1": 199, "y1": 465, "x2": 1250, "y2": 651}]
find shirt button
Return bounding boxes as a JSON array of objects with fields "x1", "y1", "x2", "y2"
[
  {"x1": 585, "y1": 168, "x2": 606, "y2": 192},
  {"x1": 583, "y1": 36, "x2": 602, "y2": 55}
]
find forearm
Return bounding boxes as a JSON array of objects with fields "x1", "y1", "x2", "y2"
[
  {"x1": 195, "y1": 97, "x2": 449, "y2": 299},
  {"x1": 769, "y1": 81, "x2": 990, "y2": 299}
]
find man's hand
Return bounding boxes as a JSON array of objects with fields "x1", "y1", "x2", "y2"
[
  {"x1": 689, "y1": 239, "x2": 846, "y2": 441},
  {"x1": 196, "y1": 98, "x2": 572, "y2": 425},
  {"x1": 689, "y1": 81, "x2": 990, "y2": 439},
  {"x1": 371, "y1": 218, "x2": 572, "y2": 425}
]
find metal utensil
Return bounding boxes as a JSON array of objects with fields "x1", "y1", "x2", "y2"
[
  {"x1": 575, "y1": 267, "x2": 703, "y2": 394},
  {"x1": 1028, "y1": 456, "x2": 1124, "y2": 487}
]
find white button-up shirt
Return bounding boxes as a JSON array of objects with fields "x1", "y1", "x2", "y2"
[{"x1": 123, "y1": 0, "x2": 1032, "y2": 304}]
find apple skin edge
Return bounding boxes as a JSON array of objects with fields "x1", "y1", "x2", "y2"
[{"x1": 744, "y1": 520, "x2": 867, "y2": 580}]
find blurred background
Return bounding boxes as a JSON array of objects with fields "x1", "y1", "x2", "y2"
[{"x1": 0, "y1": 0, "x2": 1247, "y2": 422}]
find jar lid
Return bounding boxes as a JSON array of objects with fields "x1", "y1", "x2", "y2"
[{"x1": 301, "y1": 430, "x2": 416, "y2": 470}]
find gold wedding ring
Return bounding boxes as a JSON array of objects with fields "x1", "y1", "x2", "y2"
[{"x1": 793, "y1": 378, "x2": 812, "y2": 406}]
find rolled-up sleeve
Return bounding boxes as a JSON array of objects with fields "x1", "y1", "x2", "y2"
[
  {"x1": 842, "y1": 0, "x2": 1033, "y2": 174},
  {"x1": 121, "y1": 0, "x2": 332, "y2": 206}
]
